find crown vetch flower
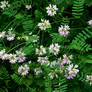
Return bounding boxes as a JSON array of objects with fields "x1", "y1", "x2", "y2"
[
  {"x1": 37, "y1": 56, "x2": 49, "y2": 65},
  {"x1": 16, "y1": 50, "x2": 26, "y2": 63},
  {"x1": 65, "y1": 64, "x2": 79, "y2": 79},
  {"x1": 6, "y1": 29, "x2": 16, "y2": 41},
  {"x1": 49, "y1": 43, "x2": 60, "y2": 55},
  {"x1": 38, "y1": 19, "x2": 51, "y2": 30},
  {"x1": 86, "y1": 75, "x2": 92, "y2": 85},
  {"x1": 34, "y1": 68, "x2": 42, "y2": 75},
  {"x1": 0, "y1": 49, "x2": 9, "y2": 60},
  {"x1": 0, "y1": 1, "x2": 10, "y2": 10},
  {"x1": 62, "y1": 54, "x2": 72, "y2": 64},
  {"x1": 58, "y1": 25, "x2": 70, "y2": 37},
  {"x1": 46, "y1": 4, "x2": 58, "y2": 16},
  {"x1": 88, "y1": 20, "x2": 92, "y2": 26},
  {"x1": 0, "y1": 31, "x2": 6, "y2": 38},
  {"x1": 18, "y1": 64, "x2": 30, "y2": 76},
  {"x1": 8, "y1": 54, "x2": 17, "y2": 64},
  {"x1": 36, "y1": 45, "x2": 46, "y2": 56},
  {"x1": 25, "y1": 5, "x2": 32, "y2": 10}
]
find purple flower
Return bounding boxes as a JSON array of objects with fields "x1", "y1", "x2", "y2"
[
  {"x1": 37, "y1": 56, "x2": 49, "y2": 65},
  {"x1": 0, "y1": 31, "x2": 6, "y2": 38},
  {"x1": 86, "y1": 75, "x2": 92, "y2": 85},
  {"x1": 6, "y1": 30, "x2": 16, "y2": 41},
  {"x1": 58, "y1": 25, "x2": 70, "y2": 37},
  {"x1": 65, "y1": 64, "x2": 79, "y2": 79},
  {"x1": 57, "y1": 57, "x2": 63, "y2": 66},
  {"x1": 88, "y1": 20, "x2": 92, "y2": 26},
  {"x1": 34, "y1": 68, "x2": 42, "y2": 75},
  {"x1": 16, "y1": 50, "x2": 26, "y2": 63},
  {"x1": 62, "y1": 54, "x2": 72, "y2": 64}
]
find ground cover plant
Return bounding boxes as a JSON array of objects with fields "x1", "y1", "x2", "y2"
[{"x1": 0, "y1": 0, "x2": 92, "y2": 92}]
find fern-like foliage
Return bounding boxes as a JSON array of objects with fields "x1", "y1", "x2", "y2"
[
  {"x1": 72, "y1": 0, "x2": 85, "y2": 18},
  {"x1": 70, "y1": 27, "x2": 92, "y2": 52},
  {"x1": 53, "y1": 78, "x2": 67, "y2": 92}
]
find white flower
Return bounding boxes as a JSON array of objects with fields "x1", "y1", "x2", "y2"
[
  {"x1": 6, "y1": 29, "x2": 16, "y2": 41},
  {"x1": 29, "y1": 32, "x2": 32, "y2": 35},
  {"x1": 0, "y1": 31, "x2": 6, "y2": 38},
  {"x1": 24, "y1": 36, "x2": 29, "y2": 41},
  {"x1": 32, "y1": 35, "x2": 39, "y2": 43},
  {"x1": 8, "y1": 54, "x2": 17, "y2": 64},
  {"x1": 49, "y1": 43, "x2": 60, "y2": 55},
  {"x1": 34, "y1": 68, "x2": 42, "y2": 75},
  {"x1": 38, "y1": 19, "x2": 51, "y2": 30},
  {"x1": 0, "y1": 1, "x2": 10, "y2": 10},
  {"x1": 62, "y1": 54, "x2": 72, "y2": 65},
  {"x1": 0, "y1": 49, "x2": 9, "y2": 60},
  {"x1": 28, "y1": 60, "x2": 31, "y2": 64},
  {"x1": 58, "y1": 25, "x2": 70, "y2": 37},
  {"x1": 16, "y1": 50, "x2": 26, "y2": 63},
  {"x1": 18, "y1": 64, "x2": 30, "y2": 76},
  {"x1": 88, "y1": 20, "x2": 92, "y2": 26},
  {"x1": 36, "y1": 45, "x2": 46, "y2": 56},
  {"x1": 25, "y1": 5, "x2": 32, "y2": 10},
  {"x1": 65, "y1": 64, "x2": 79, "y2": 79},
  {"x1": 37, "y1": 56, "x2": 49, "y2": 65},
  {"x1": 46, "y1": 4, "x2": 58, "y2": 16}
]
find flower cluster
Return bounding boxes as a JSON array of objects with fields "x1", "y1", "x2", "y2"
[
  {"x1": 18, "y1": 64, "x2": 30, "y2": 76},
  {"x1": 62, "y1": 54, "x2": 72, "y2": 65},
  {"x1": 38, "y1": 19, "x2": 51, "y2": 30},
  {"x1": 0, "y1": 31, "x2": 6, "y2": 38},
  {"x1": 46, "y1": 4, "x2": 58, "y2": 16},
  {"x1": 0, "y1": 1, "x2": 10, "y2": 10},
  {"x1": 88, "y1": 20, "x2": 92, "y2": 26},
  {"x1": 6, "y1": 30, "x2": 16, "y2": 41},
  {"x1": 36, "y1": 45, "x2": 46, "y2": 56},
  {"x1": 0, "y1": 49, "x2": 9, "y2": 60},
  {"x1": 65, "y1": 64, "x2": 79, "y2": 79},
  {"x1": 86, "y1": 75, "x2": 92, "y2": 85},
  {"x1": 37, "y1": 56, "x2": 49, "y2": 65},
  {"x1": 0, "y1": 28, "x2": 16, "y2": 41},
  {"x1": 25, "y1": 5, "x2": 32, "y2": 10},
  {"x1": 49, "y1": 43, "x2": 60, "y2": 55},
  {"x1": 58, "y1": 25, "x2": 70, "y2": 37},
  {"x1": 34, "y1": 68, "x2": 42, "y2": 75},
  {"x1": 8, "y1": 54, "x2": 17, "y2": 64},
  {"x1": 0, "y1": 49, "x2": 26, "y2": 64},
  {"x1": 16, "y1": 50, "x2": 26, "y2": 63}
]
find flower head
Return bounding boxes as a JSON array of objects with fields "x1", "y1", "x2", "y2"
[
  {"x1": 25, "y1": 5, "x2": 32, "y2": 10},
  {"x1": 0, "y1": 49, "x2": 9, "y2": 60},
  {"x1": 65, "y1": 64, "x2": 79, "y2": 79},
  {"x1": 0, "y1": 1, "x2": 10, "y2": 10},
  {"x1": 36, "y1": 45, "x2": 46, "y2": 56},
  {"x1": 6, "y1": 29, "x2": 16, "y2": 41},
  {"x1": 49, "y1": 43, "x2": 60, "y2": 55},
  {"x1": 88, "y1": 20, "x2": 92, "y2": 26},
  {"x1": 86, "y1": 75, "x2": 92, "y2": 85},
  {"x1": 8, "y1": 54, "x2": 17, "y2": 64},
  {"x1": 0, "y1": 31, "x2": 6, "y2": 38},
  {"x1": 62, "y1": 54, "x2": 72, "y2": 64},
  {"x1": 16, "y1": 50, "x2": 26, "y2": 63},
  {"x1": 37, "y1": 56, "x2": 49, "y2": 65},
  {"x1": 18, "y1": 64, "x2": 30, "y2": 76},
  {"x1": 38, "y1": 19, "x2": 51, "y2": 30},
  {"x1": 58, "y1": 25, "x2": 70, "y2": 37},
  {"x1": 34, "y1": 68, "x2": 42, "y2": 75},
  {"x1": 46, "y1": 4, "x2": 58, "y2": 16}
]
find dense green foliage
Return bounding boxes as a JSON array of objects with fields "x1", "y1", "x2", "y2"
[{"x1": 0, "y1": 0, "x2": 92, "y2": 92}]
